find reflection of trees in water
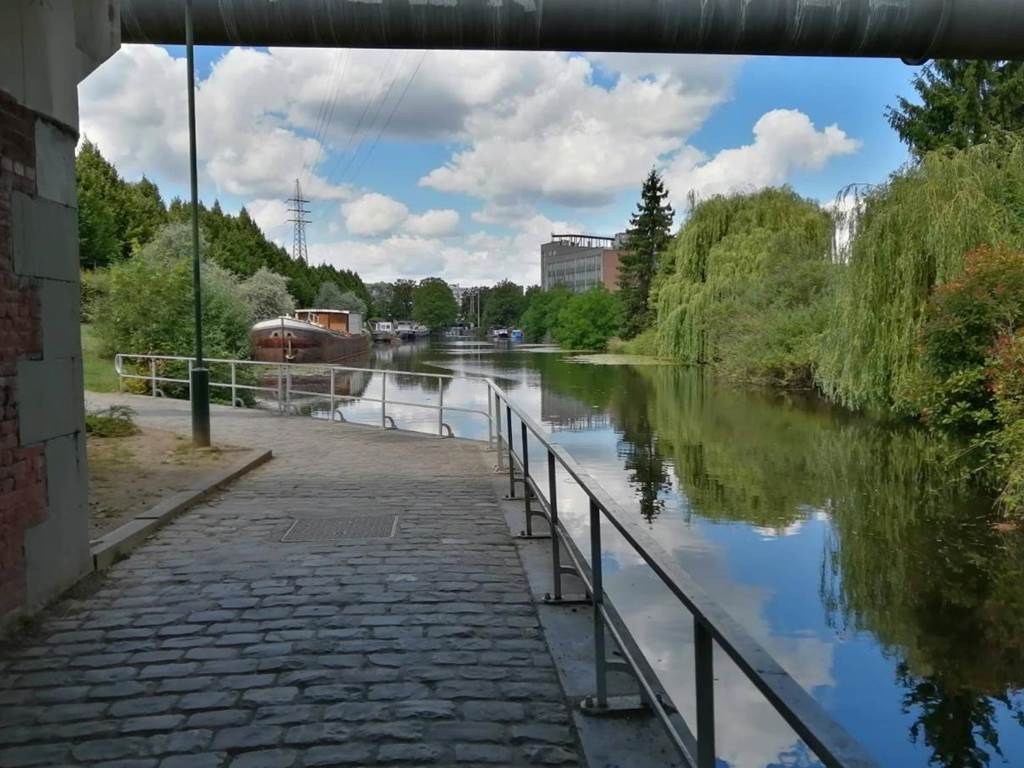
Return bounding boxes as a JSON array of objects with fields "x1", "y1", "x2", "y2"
[
  {"x1": 631, "y1": 364, "x2": 1024, "y2": 768},
  {"x1": 819, "y1": 428, "x2": 1024, "y2": 768},
  {"x1": 608, "y1": 367, "x2": 672, "y2": 523}
]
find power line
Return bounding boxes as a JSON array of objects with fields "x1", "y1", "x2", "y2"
[
  {"x1": 350, "y1": 50, "x2": 428, "y2": 185},
  {"x1": 286, "y1": 178, "x2": 312, "y2": 263}
]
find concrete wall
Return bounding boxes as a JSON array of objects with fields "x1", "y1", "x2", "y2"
[{"x1": 0, "y1": 0, "x2": 118, "y2": 624}]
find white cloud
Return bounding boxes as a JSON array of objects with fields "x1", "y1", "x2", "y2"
[
  {"x1": 342, "y1": 193, "x2": 410, "y2": 236},
  {"x1": 246, "y1": 198, "x2": 291, "y2": 241},
  {"x1": 664, "y1": 109, "x2": 861, "y2": 205},
  {"x1": 341, "y1": 193, "x2": 460, "y2": 238},
  {"x1": 419, "y1": 54, "x2": 740, "y2": 207},
  {"x1": 310, "y1": 212, "x2": 577, "y2": 286},
  {"x1": 405, "y1": 209, "x2": 460, "y2": 237}
]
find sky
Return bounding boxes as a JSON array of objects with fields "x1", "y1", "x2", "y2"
[{"x1": 78, "y1": 45, "x2": 920, "y2": 286}]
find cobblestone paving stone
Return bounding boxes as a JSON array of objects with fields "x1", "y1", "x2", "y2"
[{"x1": 0, "y1": 395, "x2": 582, "y2": 767}]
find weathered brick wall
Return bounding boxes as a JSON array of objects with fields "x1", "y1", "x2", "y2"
[{"x1": 0, "y1": 88, "x2": 46, "y2": 619}]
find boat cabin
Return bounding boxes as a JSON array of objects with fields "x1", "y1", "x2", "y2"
[{"x1": 294, "y1": 309, "x2": 363, "y2": 335}]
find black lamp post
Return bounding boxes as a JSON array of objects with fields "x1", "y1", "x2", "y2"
[{"x1": 185, "y1": 0, "x2": 210, "y2": 446}]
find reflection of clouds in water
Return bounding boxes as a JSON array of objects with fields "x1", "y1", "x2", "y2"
[
  {"x1": 540, "y1": 444, "x2": 834, "y2": 768},
  {"x1": 362, "y1": 349, "x2": 836, "y2": 766}
]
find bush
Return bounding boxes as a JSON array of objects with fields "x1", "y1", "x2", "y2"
[
  {"x1": 85, "y1": 405, "x2": 139, "y2": 437},
  {"x1": 94, "y1": 223, "x2": 253, "y2": 383},
  {"x1": 80, "y1": 268, "x2": 110, "y2": 323},
  {"x1": 914, "y1": 246, "x2": 1024, "y2": 512},
  {"x1": 551, "y1": 287, "x2": 623, "y2": 351}
]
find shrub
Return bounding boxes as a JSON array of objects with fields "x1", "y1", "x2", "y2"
[
  {"x1": 80, "y1": 268, "x2": 110, "y2": 323},
  {"x1": 85, "y1": 405, "x2": 139, "y2": 437},
  {"x1": 95, "y1": 223, "x2": 253, "y2": 360},
  {"x1": 915, "y1": 246, "x2": 1024, "y2": 513},
  {"x1": 551, "y1": 287, "x2": 623, "y2": 351}
]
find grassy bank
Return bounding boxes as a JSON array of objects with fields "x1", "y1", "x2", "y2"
[{"x1": 82, "y1": 324, "x2": 119, "y2": 393}]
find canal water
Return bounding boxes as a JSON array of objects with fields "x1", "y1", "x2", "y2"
[{"x1": 334, "y1": 340, "x2": 1024, "y2": 768}]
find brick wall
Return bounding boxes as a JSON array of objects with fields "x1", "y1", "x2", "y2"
[{"x1": 0, "y1": 88, "x2": 46, "y2": 619}]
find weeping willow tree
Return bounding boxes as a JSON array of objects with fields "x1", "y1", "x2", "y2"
[
  {"x1": 652, "y1": 188, "x2": 834, "y2": 387},
  {"x1": 817, "y1": 141, "x2": 1024, "y2": 414}
]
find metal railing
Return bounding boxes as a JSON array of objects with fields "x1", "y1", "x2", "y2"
[
  {"x1": 114, "y1": 352, "x2": 875, "y2": 766},
  {"x1": 484, "y1": 378, "x2": 877, "y2": 768},
  {"x1": 114, "y1": 354, "x2": 492, "y2": 440}
]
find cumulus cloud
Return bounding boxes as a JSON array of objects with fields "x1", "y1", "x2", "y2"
[
  {"x1": 419, "y1": 54, "x2": 740, "y2": 207},
  {"x1": 405, "y1": 209, "x2": 460, "y2": 237},
  {"x1": 341, "y1": 193, "x2": 460, "y2": 238},
  {"x1": 342, "y1": 193, "x2": 410, "y2": 236},
  {"x1": 664, "y1": 110, "x2": 861, "y2": 204},
  {"x1": 311, "y1": 212, "x2": 576, "y2": 285}
]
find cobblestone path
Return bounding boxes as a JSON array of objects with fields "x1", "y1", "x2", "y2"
[{"x1": 0, "y1": 395, "x2": 581, "y2": 767}]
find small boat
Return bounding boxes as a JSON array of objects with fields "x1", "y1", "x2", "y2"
[
  {"x1": 510, "y1": 329, "x2": 524, "y2": 342},
  {"x1": 492, "y1": 328, "x2": 510, "y2": 340},
  {"x1": 371, "y1": 320, "x2": 399, "y2": 344},
  {"x1": 414, "y1": 324, "x2": 430, "y2": 338},
  {"x1": 251, "y1": 309, "x2": 369, "y2": 364},
  {"x1": 395, "y1": 320, "x2": 417, "y2": 341}
]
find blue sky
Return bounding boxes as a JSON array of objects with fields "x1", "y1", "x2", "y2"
[{"x1": 78, "y1": 46, "x2": 918, "y2": 285}]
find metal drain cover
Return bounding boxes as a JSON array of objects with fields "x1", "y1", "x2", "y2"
[{"x1": 281, "y1": 516, "x2": 398, "y2": 542}]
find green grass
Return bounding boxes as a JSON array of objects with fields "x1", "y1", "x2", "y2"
[{"x1": 82, "y1": 324, "x2": 120, "y2": 392}]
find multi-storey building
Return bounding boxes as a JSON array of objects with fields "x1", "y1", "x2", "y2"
[{"x1": 540, "y1": 233, "x2": 627, "y2": 293}]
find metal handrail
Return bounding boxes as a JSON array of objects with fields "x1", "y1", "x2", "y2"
[
  {"x1": 484, "y1": 377, "x2": 877, "y2": 768},
  {"x1": 114, "y1": 353, "x2": 491, "y2": 440}
]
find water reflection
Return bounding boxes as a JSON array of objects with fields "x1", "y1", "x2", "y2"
[{"x1": 368, "y1": 343, "x2": 1024, "y2": 768}]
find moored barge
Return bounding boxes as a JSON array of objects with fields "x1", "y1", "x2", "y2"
[{"x1": 251, "y1": 309, "x2": 369, "y2": 364}]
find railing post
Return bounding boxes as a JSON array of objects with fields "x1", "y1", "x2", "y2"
[
  {"x1": 486, "y1": 386, "x2": 494, "y2": 447},
  {"x1": 330, "y1": 368, "x2": 336, "y2": 421},
  {"x1": 506, "y1": 405, "x2": 515, "y2": 498},
  {"x1": 277, "y1": 364, "x2": 284, "y2": 413},
  {"x1": 381, "y1": 371, "x2": 387, "y2": 428},
  {"x1": 694, "y1": 619, "x2": 716, "y2": 768},
  {"x1": 285, "y1": 366, "x2": 292, "y2": 412},
  {"x1": 521, "y1": 421, "x2": 532, "y2": 534},
  {"x1": 547, "y1": 449, "x2": 562, "y2": 600},
  {"x1": 187, "y1": 359, "x2": 193, "y2": 402},
  {"x1": 495, "y1": 390, "x2": 505, "y2": 471},
  {"x1": 150, "y1": 358, "x2": 157, "y2": 397},
  {"x1": 590, "y1": 497, "x2": 608, "y2": 708},
  {"x1": 230, "y1": 361, "x2": 237, "y2": 406},
  {"x1": 438, "y1": 375, "x2": 444, "y2": 437}
]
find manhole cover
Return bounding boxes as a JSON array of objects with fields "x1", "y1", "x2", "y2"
[{"x1": 281, "y1": 516, "x2": 399, "y2": 542}]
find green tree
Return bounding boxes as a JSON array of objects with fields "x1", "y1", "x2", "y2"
[
  {"x1": 240, "y1": 267, "x2": 295, "y2": 321},
  {"x1": 314, "y1": 282, "x2": 347, "y2": 309},
  {"x1": 387, "y1": 279, "x2": 416, "y2": 319},
  {"x1": 76, "y1": 140, "x2": 121, "y2": 268},
  {"x1": 551, "y1": 286, "x2": 623, "y2": 351},
  {"x1": 887, "y1": 60, "x2": 1024, "y2": 156},
  {"x1": 482, "y1": 280, "x2": 526, "y2": 329},
  {"x1": 817, "y1": 141, "x2": 1024, "y2": 413},
  {"x1": 412, "y1": 277, "x2": 458, "y2": 330},
  {"x1": 520, "y1": 286, "x2": 571, "y2": 342},
  {"x1": 652, "y1": 188, "x2": 833, "y2": 387},
  {"x1": 619, "y1": 169, "x2": 674, "y2": 338}
]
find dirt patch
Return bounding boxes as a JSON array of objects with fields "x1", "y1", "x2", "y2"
[{"x1": 87, "y1": 427, "x2": 245, "y2": 540}]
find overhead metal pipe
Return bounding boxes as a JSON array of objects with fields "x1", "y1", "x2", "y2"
[{"x1": 121, "y1": 0, "x2": 1024, "y2": 60}]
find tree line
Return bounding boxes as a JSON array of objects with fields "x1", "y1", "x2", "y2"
[{"x1": 522, "y1": 59, "x2": 1024, "y2": 517}]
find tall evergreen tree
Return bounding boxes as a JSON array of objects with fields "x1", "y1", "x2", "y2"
[
  {"x1": 887, "y1": 60, "x2": 1024, "y2": 156},
  {"x1": 618, "y1": 169, "x2": 674, "y2": 339}
]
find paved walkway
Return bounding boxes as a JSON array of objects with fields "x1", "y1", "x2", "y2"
[{"x1": 0, "y1": 395, "x2": 581, "y2": 767}]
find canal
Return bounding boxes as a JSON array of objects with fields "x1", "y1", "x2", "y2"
[{"x1": 335, "y1": 339, "x2": 1024, "y2": 768}]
